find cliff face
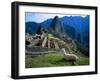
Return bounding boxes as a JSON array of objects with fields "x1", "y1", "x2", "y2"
[{"x1": 49, "y1": 16, "x2": 65, "y2": 38}]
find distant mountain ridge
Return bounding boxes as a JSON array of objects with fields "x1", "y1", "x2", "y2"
[
  {"x1": 26, "y1": 22, "x2": 40, "y2": 34},
  {"x1": 25, "y1": 15, "x2": 89, "y2": 48}
]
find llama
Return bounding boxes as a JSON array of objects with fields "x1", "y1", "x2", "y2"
[{"x1": 61, "y1": 48, "x2": 78, "y2": 65}]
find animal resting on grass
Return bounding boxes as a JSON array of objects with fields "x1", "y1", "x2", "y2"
[{"x1": 61, "y1": 48, "x2": 78, "y2": 65}]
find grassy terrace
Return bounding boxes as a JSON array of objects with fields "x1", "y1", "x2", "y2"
[
  {"x1": 25, "y1": 52, "x2": 89, "y2": 68},
  {"x1": 48, "y1": 33, "x2": 65, "y2": 44}
]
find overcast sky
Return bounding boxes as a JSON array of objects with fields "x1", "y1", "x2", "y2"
[{"x1": 25, "y1": 12, "x2": 87, "y2": 23}]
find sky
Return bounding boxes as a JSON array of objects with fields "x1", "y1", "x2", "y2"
[{"x1": 25, "y1": 12, "x2": 87, "y2": 23}]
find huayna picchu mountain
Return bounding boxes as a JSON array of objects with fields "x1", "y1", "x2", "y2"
[{"x1": 48, "y1": 16, "x2": 65, "y2": 39}]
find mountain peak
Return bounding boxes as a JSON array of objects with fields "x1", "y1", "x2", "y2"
[
  {"x1": 54, "y1": 16, "x2": 59, "y2": 20},
  {"x1": 50, "y1": 16, "x2": 59, "y2": 30},
  {"x1": 49, "y1": 16, "x2": 65, "y2": 38}
]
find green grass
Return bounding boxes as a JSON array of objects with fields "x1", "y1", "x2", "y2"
[
  {"x1": 25, "y1": 52, "x2": 89, "y2": 68},
  {"x1": 77, "y1": 57, "x2": 89, "y2": 65},
  {"x1": 48, "y1": 33, "x2": 66, "y2": 44},
  {"x1": 48, "y1": 33, "x2": 59, "y2": 40}
]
